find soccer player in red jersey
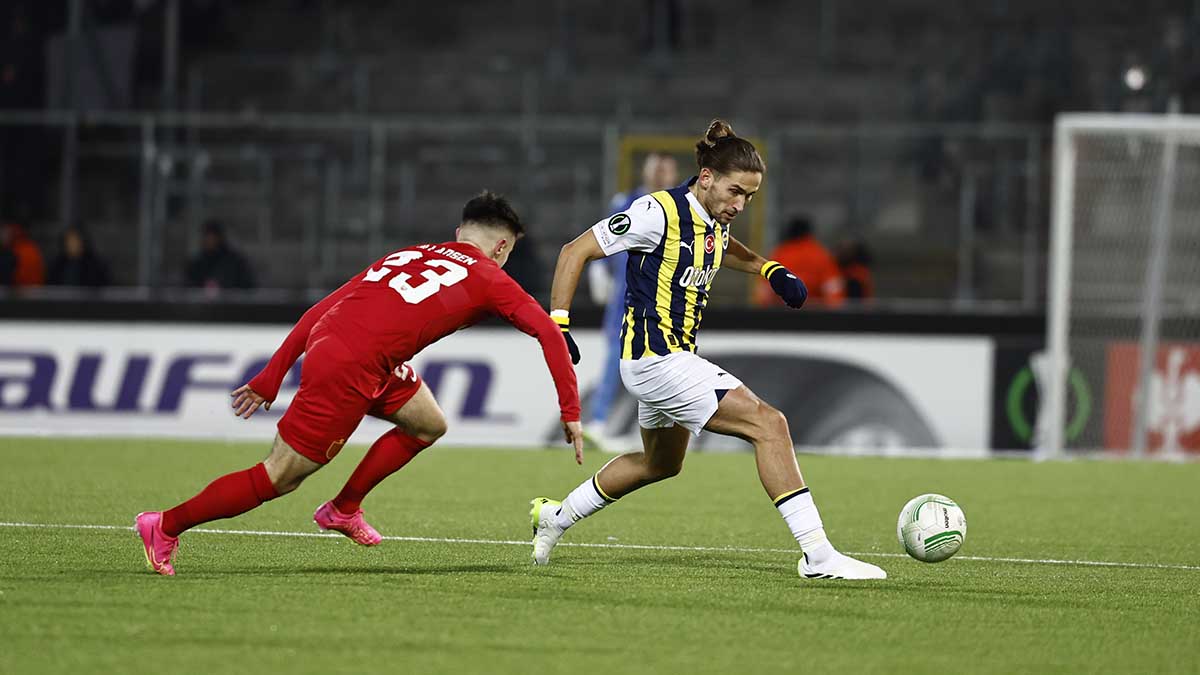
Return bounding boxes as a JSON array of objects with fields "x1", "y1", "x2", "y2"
[{"x1": 136, "y1": 192, "x2": 584, "y2": 576}]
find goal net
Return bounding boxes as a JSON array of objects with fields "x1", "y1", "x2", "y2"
[{"x1": 1042, "y1": 114, "x2": 1200, "y2": 459}]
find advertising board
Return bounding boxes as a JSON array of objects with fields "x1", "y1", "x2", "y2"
[{"x1": 0, "y1": 322, "x2": 993, "y2": 454}]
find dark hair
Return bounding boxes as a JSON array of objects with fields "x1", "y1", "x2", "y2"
[
  {"x1": 695, "y1": 119, "x2": 765, "y2": 175},
  {"x1": 461, "y1": 190, "x2": 524, "y2": 237},
  {"x1": 785, "y1": 215, "x2": 813, "y2": 240}
]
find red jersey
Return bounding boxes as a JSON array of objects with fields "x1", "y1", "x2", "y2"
[{"x1": 248, "y1": 241, "x2": 581, "y2": 421}]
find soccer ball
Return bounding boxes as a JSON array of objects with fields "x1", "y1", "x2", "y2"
[{"x1": 896, "y1": 494, "x2": 967, "y2": 563}]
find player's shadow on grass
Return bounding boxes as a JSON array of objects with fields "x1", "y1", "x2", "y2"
[
  {"x1": 210, "y1": 563, "x2": 521, "y2": 576},
  {"x1": 563, "y1": 552, "x2": 794, "y2": 575},
  {"x1": 802, "y1": 577, "x2": 1101, "y2": 610}
]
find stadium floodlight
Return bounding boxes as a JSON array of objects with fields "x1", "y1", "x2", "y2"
[{"x1": 1042, "y1": 113, "x2": 1200, "y2": 460}]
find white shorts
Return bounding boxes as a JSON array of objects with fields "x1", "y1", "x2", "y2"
[{"x1": 619, "y1": 351, "x2": 744, "y2": 436}]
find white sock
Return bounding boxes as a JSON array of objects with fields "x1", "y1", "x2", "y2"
[
  {"x1": 775, "y1": 488, "x2": 836, "y2": 565},
  {"x1": 554, "y1": 475, "x2": 615, "y2": 530}
]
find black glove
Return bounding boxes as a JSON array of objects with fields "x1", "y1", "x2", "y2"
[
  {"x1": 762, "y1": 261, "x2": 808, "y2": 308},
  {"x1": 552, "y1": 313, "x2": 581, "y2": 364}
]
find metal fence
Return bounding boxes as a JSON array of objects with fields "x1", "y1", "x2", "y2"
[
  {"x1": 0, "y1": 110, "x2": 1045, "y2": 308},
  {"x1": 768, "y1": 124, "x2": 1044, "y2": 306}
]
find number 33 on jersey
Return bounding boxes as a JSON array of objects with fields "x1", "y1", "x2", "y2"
[
  {"x1": 315, "y1": 241, "x2": 567, "y2": 386},
  {"x1": 363, "y1": 247, "x2": 470, "y2": 304}
]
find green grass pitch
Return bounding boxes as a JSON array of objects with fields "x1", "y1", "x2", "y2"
[{"x1": 1, "y1": 437, "x2": 1198, "y2": 674}]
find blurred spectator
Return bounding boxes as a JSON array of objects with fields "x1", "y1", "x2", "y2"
[
  {"x1": 186, "y1": 220, "x2": 255, "y2": 291},
  {"x1": 589, "y1": 153, "x2": 679, "y2": 314},
  {"x1": 754, "y1": 216, "x2": 844, "y2": 308},
  {"x1": 47, "y1": 226, "x2": 111, "y2": 288},
  {"x1": 587, "y1": 152, "x2": 679, "y2": 446},
  {"x1": 0, "y1": 221, "x2": 45, "y2": 287},
  {"x1": 836, "y1": 239, "x2": 874, "y2": 301}
]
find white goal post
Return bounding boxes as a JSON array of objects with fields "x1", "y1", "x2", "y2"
[{"x1": 1043, "y1": 113, "x2": 1200, "y2": 460}]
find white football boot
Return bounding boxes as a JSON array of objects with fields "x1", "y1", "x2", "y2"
[
  {"x1": 799, "y1": 551, "x2": 887, "y2": 580},
  {"x1": 529, "y1": 497, "x2": 566, "y2": 566}
]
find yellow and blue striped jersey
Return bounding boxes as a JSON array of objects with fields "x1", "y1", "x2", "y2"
[{"x1": 590, "y1": 177, "x2": 726, "y2": 360}]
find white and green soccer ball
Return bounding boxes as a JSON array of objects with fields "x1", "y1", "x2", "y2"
[{"x1": 897, "y1": 494, "x2": 966, "y2": 563}]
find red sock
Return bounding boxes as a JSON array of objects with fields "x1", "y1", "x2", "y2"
[
  {"x1": 331, "y1": 429, "x2": 432, "y2": 514},
  {"x1": 161, "y1": 463, "x2": 279, "y2": 537}
]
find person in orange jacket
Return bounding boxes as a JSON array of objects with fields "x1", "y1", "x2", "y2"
[
  {"x1": 754, "y1": 216, "x2": 843, "y2": 307},
  {"x1": 0, "y1": 222, "x2": 45, "y2": 287}
]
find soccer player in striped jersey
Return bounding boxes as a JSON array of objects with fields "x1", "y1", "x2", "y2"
[{"x1": 531, "y1": 120, "x2": 885, "y2": 580}]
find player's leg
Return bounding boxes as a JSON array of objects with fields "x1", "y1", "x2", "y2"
[
  {"x1": 706, "y1": 386, "x2": 885, "y2": 580},
  {"x1": 262, "y1": 432, "x2": 324, "y2": 494},
  {"x1": 335, "y1": 378, "x2": 446, "y2": 514},
  {"x1": 160, "y1": 432, "x2": 316, "y2": 535},
  {"x1": 316, "y1": 371, "x2": 446, "y2": 545},
  {"x1": 135, "y1": 434, "x2": 319, "y2": 576},
  {"x1": 533, "y1": 352, "x2": 718, "y2": 565},
  {"x1": 137, "y1": 341, "x2": 372, "y2": 575},
  {"x1": 595, "y1": 423, "x2": 690, "y2": 497},
  {"x1": 531, "y1": 416, "x2": 689, "y2": 565},
  {"x1": 704, "y1": 386, "x2": 802, "y2": 498}
]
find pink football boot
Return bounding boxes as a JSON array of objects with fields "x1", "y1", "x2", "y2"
[
  {"x1": 135, "y1": 512, "x2": 179, "y2": 576},
  {"x1": 313, "y1": 501, "x2": 382, "y2": 546}
]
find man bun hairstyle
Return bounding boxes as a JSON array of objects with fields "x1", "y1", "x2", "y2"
[
  {"x1": 462, "y1": 190, "x2": 524, "y2": 237},
  {"x1": 695, "y1": 119, "x2": 765, "y2": 175}
]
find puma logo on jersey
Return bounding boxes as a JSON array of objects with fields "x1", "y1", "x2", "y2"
[
  {"x1": 679, "y1": 241, "x2": 693, "y2": 253},
  {"x1": 679, "y1": 265, "x2": 718, "y2": 288}
]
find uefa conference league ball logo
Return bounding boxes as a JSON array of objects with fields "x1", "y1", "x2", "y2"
[{"x1": 608, "y1": 213, "x2": 632, "y2": 236}]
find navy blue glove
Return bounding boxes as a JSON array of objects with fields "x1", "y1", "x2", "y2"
[
  {"x1": 762, "y1": 261, "x2": 808, "y2": 308},
  {"x1": 552, "y1": 313, "x2": 582, "y2": 364}
]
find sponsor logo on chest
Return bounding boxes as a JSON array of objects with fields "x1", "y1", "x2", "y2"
[{"x1": 679, "y1": 265, "x2": 718, "y2": 288}]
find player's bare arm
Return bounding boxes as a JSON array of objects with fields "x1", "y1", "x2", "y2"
[
  {"x1": 725, "y1": 234, "x2": 808, "y2": 308},
  {"x1": 550, "y1": 229, "x2": 607, "y2": 313},
  {"x1": 549, "y1": 192, "x2": 669, "y2": 363},
  {"x1": 547, "y1": 229, "x2": 607, "y2": 364},
  {"x1": 722, "y1": 234, "x2": 769, "y2": 274}
]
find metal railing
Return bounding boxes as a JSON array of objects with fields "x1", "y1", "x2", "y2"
[{"x1": 0, "y1": 109, "x2": 1046, "y2": 308}]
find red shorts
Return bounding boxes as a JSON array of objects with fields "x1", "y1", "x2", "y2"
[{"x1": 277, "y1": 335, "x2": 421, "y2": 464}]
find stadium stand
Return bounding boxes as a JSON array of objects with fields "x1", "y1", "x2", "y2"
[{"x1": 7, "y1": 0, "x2": 1196, "y2": 304}]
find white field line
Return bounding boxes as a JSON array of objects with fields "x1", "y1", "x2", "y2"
[{"x1": 1, "y1": 521, "x2": 1198, "y2": 572}]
